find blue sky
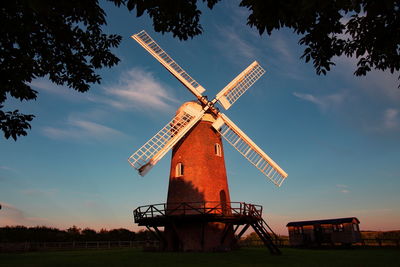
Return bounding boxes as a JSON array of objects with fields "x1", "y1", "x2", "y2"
[{"x1": 1, "y1": 1, "x2": 399, "y2": 235}]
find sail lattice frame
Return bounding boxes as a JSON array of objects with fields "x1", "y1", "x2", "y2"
[
  {"x1": 132, "y1": 30, "x2": 205, "y2": 97},
  {"x1": 213, "y1": 115, "x2": 287, "y2": 187},
  {"x1": 215, "y1": 61, "x2": 265, "y2": 110},
  {"x1": 128, "y1": 106, "x2": 204, "y2": 175}
]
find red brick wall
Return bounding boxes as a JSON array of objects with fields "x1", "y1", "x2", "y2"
[
  {"x1": 167, "y1": 120, "x2": 231, "y2": 206},
  {"x1": 164, "y1": 120, "x2": 234, "y2": 251}
]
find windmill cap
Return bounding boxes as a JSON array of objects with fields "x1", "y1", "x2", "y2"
[{"x1": 176, "y1": 101, "x2": 216, "y2": 123}]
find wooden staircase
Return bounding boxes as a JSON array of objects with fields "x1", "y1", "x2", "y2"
[{"x1": 251, "y1": 217, "x2": 281, "y2": 255}]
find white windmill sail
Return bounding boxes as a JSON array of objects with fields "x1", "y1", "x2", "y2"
[
  {"x1": 213, "y1": 61, "x2": 265, "y2": 110},
  {"x1": 132, "y1": 30, "x2": 206, "y2": 98},
  {"x1": 212, "y1": 114, "x2": 288, "y2": 187},
  {"x1": 128, "y1": 105, "x2": 204, "y2": 176},
  {"x1": 129, "y1": 30, "x2": 288, "y2": 184}
]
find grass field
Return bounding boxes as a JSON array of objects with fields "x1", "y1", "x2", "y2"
[{"x1": 1, "y1": 247, "x2": 399, "y2": 267}]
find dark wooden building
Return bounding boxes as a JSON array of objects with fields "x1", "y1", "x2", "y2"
[{"x1": 286, "y1": 217, "x2": 361, "y2": 246}]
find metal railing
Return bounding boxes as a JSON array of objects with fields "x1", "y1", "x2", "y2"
[{"x1": 133, "y1": 202, "x2": 263, "y2": 222}]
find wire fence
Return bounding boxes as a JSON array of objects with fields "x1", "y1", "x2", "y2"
[
  {"x1": 0, "y1": 240, "x2": 159, "y2": 253},
  {"x1": 240, "y1": 238, "x2": 400, "y2": 248},
  {"x1": 1, "y1": 238, "x2": 399, "y2": 253}
]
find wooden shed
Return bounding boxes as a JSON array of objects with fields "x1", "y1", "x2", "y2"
[{"x1": 286, "y1": 217, "x2": 361, "y2": 247}]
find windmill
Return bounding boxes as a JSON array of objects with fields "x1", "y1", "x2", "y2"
[{"x1": 129, "y1": 30, "x2": 288, "y2": 253}]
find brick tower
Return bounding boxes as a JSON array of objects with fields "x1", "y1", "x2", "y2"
[{"x1": 164, "y1": 102, "x2": 234, "y2": 251}]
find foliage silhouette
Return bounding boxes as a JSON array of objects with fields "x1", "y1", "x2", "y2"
[
  {"x1": 240, "y1": 0, "x2": 400, "y2": 82},
  {"x1": 0, "y1": 225, "x2": 154, "y2": 242},
  {"x1": 2, "y1": 0, "x2": 399, "y2": 140}
]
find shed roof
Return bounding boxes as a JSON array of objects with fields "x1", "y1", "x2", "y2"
[{"x1": 286, "y1": 217, "x2": 360, "y2": 227}]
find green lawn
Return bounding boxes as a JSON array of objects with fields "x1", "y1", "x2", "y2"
[{"x1": 1, "y1": 247, "x2": 399, "y2": 267}]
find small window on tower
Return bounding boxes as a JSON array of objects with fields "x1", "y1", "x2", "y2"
[
  {"x1": 215, "y1": 143, "x2": 222, "y2": 157},
  {"x1": 175, "y1": 163, "x2": 184, "y2": 177}
]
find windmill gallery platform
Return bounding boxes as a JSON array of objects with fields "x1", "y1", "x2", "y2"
[{"x1": 134, "y1": 202, "x2": 281, "y2": 254}]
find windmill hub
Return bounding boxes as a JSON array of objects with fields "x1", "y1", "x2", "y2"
[{"x1": 128, "y1": 30, "x2": 288, "y2": 253}]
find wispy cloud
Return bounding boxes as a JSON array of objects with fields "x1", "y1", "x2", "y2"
[
  {"x1": 293, "y1": 92, "x2": 346, "y2": 111},
  {"x1": 269, "y1": 33, "x2": 295, "y2": 63},
  {"x1": 383, "y1": 108, "x2": 399, "y2": 130},
  {"x1": 334, "y1": 55, "x2": 400, "y2": 102},
  {"x1": 293, "y1": 56, "x2": 400, "y2": 136},
  {"x1": 0, "y1": 166, "x2": 12, "y2": 171},
  {"x1": 0, "y1": 166, "x2": 17, "y2": 183},
  {"x1": 214, "y1": 26, "x2": 258, "y2": 62},
  {"x1": 30, "y1": 78, "x2": 64, "y2": 93},
  {"x1": 336, "y1": 184, "x2": 350, "y2": 194},
  {"x1": 0, "y1": 203, "x2": 50, "y2": 227},
  {"x1": 30, "y1": 78, "x2": 86, "y2": 101},
  {"x1": 42, "y1": 117, "x2": 126, "y2": 141},
  {"x1": 99, "y1": 68, "x2": 178, "y2": 112},
  {"x1": 31, "y1": 68, "x2": 178, "y2": 114},
  {"x1": 351, "y1": 208, "x2": 392, "y2": 214},
  {"x1": 222, "y1": 0, "x2": 297, "y2": 65},
  {"x1": 83, "y1": 200, "x2": 98, "y2": 208},
  {"x1": 20, "y1": 188, "x2": 59, "y2": 197},
  {"x1": 364, "y1": 108, "x2": 400, "y2": 134}
]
